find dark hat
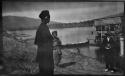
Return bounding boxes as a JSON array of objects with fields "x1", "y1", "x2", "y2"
[
  {"x1": 52, "y1": 31, "x2": 57, "y2": 35},
  {"x1": 39, "y1": 10, "x2": 50, "y2": 19},
  {"x1": 105, "y1": 33, "x2": 111, "y2": 37}
]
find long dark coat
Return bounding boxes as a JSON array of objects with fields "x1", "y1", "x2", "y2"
[
  {"x1": 34, "y1": 23, "x2": 54, "y2": 74},
  {"x1": 102, "y1": 36, "x2": 116, "y2": 67}
]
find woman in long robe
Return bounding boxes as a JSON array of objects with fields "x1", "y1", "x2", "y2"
[{"x1": 34, "y1": 10, "x2": 54, "y2": 76}]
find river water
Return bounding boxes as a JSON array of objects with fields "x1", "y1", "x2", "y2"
[{"x1": 12, "y1": 27, "x2": 95, "y2": 45}]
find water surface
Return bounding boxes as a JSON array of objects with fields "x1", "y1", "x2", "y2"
[{"x1": 12, "y1": 27, "x2": 94, "y2": 45}]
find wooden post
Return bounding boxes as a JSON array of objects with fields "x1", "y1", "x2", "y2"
[
  {"x1": 120, "y1": 2, "x2": 125, "y2": 57},
  {"x1": 120, "y1": 35, "x2": 124, "y2": 56}
]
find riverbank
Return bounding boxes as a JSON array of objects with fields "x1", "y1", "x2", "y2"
[{"x1": 1, "y1": 32, "x2": 123, "y2": 76}]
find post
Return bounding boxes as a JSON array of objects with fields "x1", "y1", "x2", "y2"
[
  {"x1": 120, "y1": 2, "x2": 125, "y2": 57},
  {"x1": 120, "y1": 35, "x2": 124, "y2": 56}
]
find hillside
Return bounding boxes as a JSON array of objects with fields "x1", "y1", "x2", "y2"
[
  {"x1": 2, "y1": 16, "x2": 93, "y2": 31},
  {"x1": 2, "y1": 16, "x2": 62, "y2": 31}
]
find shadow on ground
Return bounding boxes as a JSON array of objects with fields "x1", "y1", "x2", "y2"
[{"x1": 59, "y1": 62, "x2": 76, "y2": 68}]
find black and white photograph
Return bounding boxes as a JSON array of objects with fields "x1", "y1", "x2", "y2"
[{"x1": 1, "y1": 0, "x2": 125, "y2": 76}]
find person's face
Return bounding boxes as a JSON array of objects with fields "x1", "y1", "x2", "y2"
[
  {"x1": 42, "y1": 16, "x2": 50, "y2": 24},
  {"x1": 53, "y1": 33, "x2": 57, "y2": 37}
]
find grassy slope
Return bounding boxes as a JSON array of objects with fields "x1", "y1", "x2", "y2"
[
  {"x1": 3, "y1": 32, "x2": 38, "y2": 74},
  {"x1": 2, "y1": 16, "x2": 92, "y2": 31}
]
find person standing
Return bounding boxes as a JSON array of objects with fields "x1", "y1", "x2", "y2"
[
  {"x1": 52, "y1": 31, "x2": 62, "y2": 67},
  {"x1": 34, "y1": 10, "x2": 54, "y2": 76},
  {"x1": 102, "y1": 33, "x2": 116, "y2": 73}
]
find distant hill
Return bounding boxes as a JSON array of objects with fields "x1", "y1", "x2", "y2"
[
  {"x1": 2, "y1": 16, "x2": 62, "y2": 31},
  {"x1": 2, "y1": 16, "x2": 93, "y2": 31},
  {"x1": 49, "y1": 21, "x2": 93, "y2": 28},
  {"x1": 92, "y1": 13, "x2": 123, "y2": 21}
]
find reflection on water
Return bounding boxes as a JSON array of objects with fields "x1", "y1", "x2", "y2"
[{"x1": 12, "y1": 27, "x2": 94, "y2": 45}]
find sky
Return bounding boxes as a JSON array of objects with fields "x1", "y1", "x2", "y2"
[{"x1": 2, "y1": 2, "x2": 124, "y2": 23}]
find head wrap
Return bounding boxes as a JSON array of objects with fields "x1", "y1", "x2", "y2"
[
  {"x1": 52, "y1": 31, "x2": 57, "y2": 35},
  {"x1": 39, "y1": 10, "x2": 50, "y2": 19}
]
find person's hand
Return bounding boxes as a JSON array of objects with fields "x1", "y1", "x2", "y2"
[
  {"x1": 57, "y1": 49, "x2": 62, "y2": 55},
  {"x1": 120, "y1": 54, "x2": 124, "y2": 57}
]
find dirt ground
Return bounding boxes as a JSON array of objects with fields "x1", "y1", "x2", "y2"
[
  {"x1": 1, "y1": 45, "x2": 123, "y2": 76},
  {"x1": 1, "y1": 35, "x2": 124, "y2": 76}
]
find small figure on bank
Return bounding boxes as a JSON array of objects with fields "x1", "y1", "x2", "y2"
[
  {"x1": 102, "y1": 32, "x2": 116, "y2": 73},
  {"x1": 34, "y1": 10, "x2": 54, "y2": 76},
  {"x1": 52, "y1": 31, "x2": 62, "y2": 67}
]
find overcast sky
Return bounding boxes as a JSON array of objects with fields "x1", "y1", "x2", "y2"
[{"x1": 2, "y1": 2, "x2": 124, "y2": 23}]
